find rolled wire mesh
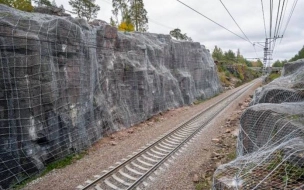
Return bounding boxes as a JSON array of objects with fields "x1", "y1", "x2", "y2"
[
  {"x1": 213, "y1": 61, "x2": 304, "y2": 189},
  {"x1": 0, "y1": 5, "x2": 222, "y2": 188}
]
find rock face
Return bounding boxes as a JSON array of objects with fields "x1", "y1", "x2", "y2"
[
  {"x1": 213, "y1": 61, "x2": 304, "y2": 189},
  {"x1": 0, "y1": 5, "x2": 222, "y2": 188},
  {"x1": 251, "y1": 59, "x2": 304, "y2": 105}
]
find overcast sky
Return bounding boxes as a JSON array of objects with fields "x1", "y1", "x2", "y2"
[{"x1": 55, "y1": 0, "x2": 304, "y2": 62}]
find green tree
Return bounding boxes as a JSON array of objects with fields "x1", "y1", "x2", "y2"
[
  {"x1": 130, "y1": 0, "x2": 148, "y2": 32},
  {"x1": 290, "y1": 46, "x2": 304, "y2": 62},
  {"x1": 224, "y1": 49, "x2": 236, "y2": 63},
  {"x1": 212, "y1": 46, "x2": 224, "y2": 61},
  {"x1": 69, "y1": 0, "x2": 100, "y2": 21},
  {"x1": 1, "y1": 0, "x2": 33, "y2": 11},
  {"x1": 169, "y1": 28, "x2": 192, "y2": 41},
  {"x1": 112, "y1": 0, "x2": 128, "y2": 24},
  {"x1": 245, "y1": 60, "x2": 252, "y2": 67},
  {"x1": 256, "y1": 59, "x2": 263, "y2": 67},
  {"x1": 236, "y1": 48, "x2": 241, "y2": 59},
  {"x1": 33, "y1": 0, "x2": 52, "y2": 7},
  {"x1": 110, "y1": 16, "x2": 117, "y2": 27},
  {"x1": 272, "y1": 60, "x2": 287, "y2": 67}
]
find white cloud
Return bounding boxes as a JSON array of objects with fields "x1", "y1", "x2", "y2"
[{"x1": 56, "y1": 0, "x2": 304, "y2": 61}]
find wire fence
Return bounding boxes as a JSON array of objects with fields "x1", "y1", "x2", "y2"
[
  {"x1": 0, "y1": 5, "x2": 223, "y2": 189},
  {"x1": 213, "y1": 60, "x2": 304, "y2": 189}
]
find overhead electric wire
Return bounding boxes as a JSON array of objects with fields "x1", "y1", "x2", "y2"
[
  {"x1": 268, "y1": 0, "x2": 274, "y2": 62},
  {"x1": 253, "y1": 45, "x2": 259, "y2": 58},
  {"x1": 261, "y1": 0, "x2": 267, "y2": 38},
  {"x1": 280, "y1": 0, "x2": 289, "y2": 32},
  {"x1": 148, "y1": 18, "x2": 174, "y2": 30},
  {"x1": 269, "y1": 0, "x2": 274, "y2": 39},
  {"x1": 275, "y1": 0, "x2": 286, "y2": 38},
  {"x1": 219, "y1": 0, "x2": 252, "y2": 44},
  {"x1": 273, "y1": 0, "x2": 286, "y2": 51},
  {"x1": 273, "y1": 0, "x2": 281, "y2": 39},
  {"x1": 175, "y1": 0, "x2": 253, "y2": 45},
  {"x1": 280, "y1": 0, "x2": 298, "y2": 43},
  {"x1": 275, "y1": 0, "x2": 289, "y2": 48}
]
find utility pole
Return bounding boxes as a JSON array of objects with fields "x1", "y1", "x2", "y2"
[{"x1": 255, "y1": 35, "x2": 283, "y2": 74}]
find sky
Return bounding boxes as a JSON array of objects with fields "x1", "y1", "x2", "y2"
[{"x1": 55, "y1": 0, "x2": 304, "y2": 63}]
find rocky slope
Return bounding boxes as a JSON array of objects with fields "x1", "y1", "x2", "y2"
[
  {"x1": 0, "y1": 5, "x2": 222, "y2": 188},
  {"x1": 213, "y1": 60, "x2": 304, "y2": 189}
]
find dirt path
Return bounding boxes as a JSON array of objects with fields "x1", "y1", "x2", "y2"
[{"x1": 23, "y1": 80, "x2": 262, "y2": 190}]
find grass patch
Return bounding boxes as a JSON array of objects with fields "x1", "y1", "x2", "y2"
[
  {"x1": 227, "y1": 151, "x2": 237, "y2": 161},
  {"x1": 264, "y1": 72, "x2": 281, "y2": 84},
  {"x1": 268, "y1": 72, "x2": 280, "y2": 81},
  {"x1": 193, "y1": 99, "x2": 205, "y2": 105},
  {"x1": 195, "y1": 180, "x2": 210, "y2": 190},
  {"x1": 13, "y1": 152, "x2": 87, "y2": 189}
]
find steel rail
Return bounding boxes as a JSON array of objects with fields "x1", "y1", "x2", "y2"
[{"x1": 80, "y1": 79, "x2": 259, "y2": 190}]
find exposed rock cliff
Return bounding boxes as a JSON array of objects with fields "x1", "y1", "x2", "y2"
[
  {"x1": 213, "y1": 61, "x2": 304, "y2": 189},
  {"x1": 0, "y1": 5, "x2": 222, "y2": 188}
]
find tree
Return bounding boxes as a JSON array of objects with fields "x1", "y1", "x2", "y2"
[
  {"x1": 118, "y1": 21, "x2": 134, "y2": 32},
  {"x1": 224, "y1": 49, "x2": 236, "y2": 62},
  {"x1": 169, "y1": 28, "x2": 192, "y2": 41},
  {"x1": 130, "y1": 0, "x2": 148, "y2": 32},
  {"x1": 69, "y1": 0, "x2": 100, "y2": 21},
  {"x1": 236, "y1": 48, "x2": 241, "y2": 59},
  {"x1": 170, "y1": 28, "x2": 182, "y2": 39},
  {"x1": 272, "y1": 59, "x2": 287, "y2": 67},
  {"x1": 33, "y1": 0, "x2": 52, "y2": 7},
  {"x1": 256, "y1": 59, "x2": 263, "y2": 67},
  {"x1": 118, "y1": 12, "x2": 134, "y2": 32},
  {"x1": 1, "y1": 0, "x2": 33, "y2": 11},
  {"x1": 212, "y1": 46, "x2": 224, "y2": 61},
  {"x1": 110, "y1": 16, "x2": 117, "y2": 27},
  {"x1": 290, "y1": 46, "x2": 304, "y2": 62},
  {"x1": 51, "y1": 0, "x2": 57, "y2": 6},
  {"x1": 112, "y1": 0, "x2": 128, "y2": 24}
]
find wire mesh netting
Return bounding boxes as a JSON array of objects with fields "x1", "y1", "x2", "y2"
[
  {"x1": 213, "y1": 60, "x2": 304, "y2": 189},
  {"x1": 0, "y1": 5, "x2": 223, "y2": 188}
]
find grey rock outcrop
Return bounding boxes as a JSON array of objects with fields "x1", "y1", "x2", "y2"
[
  {"x1": 251, "y1": 60, "x2": 304, "y2": 105},
  {"x1": 33, "y1": 5, "x2": 71, "y2": 16},
  {"x1": 0, "y1": 5, "x2": 222, "y2": 188},
  {"x1": 213, "y1": 61, "x2": 304, "y2": 189}
]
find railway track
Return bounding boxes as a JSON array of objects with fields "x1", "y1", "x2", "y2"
[{"x1": 77, "y1": 79, "x2": 259, "y2": 190}]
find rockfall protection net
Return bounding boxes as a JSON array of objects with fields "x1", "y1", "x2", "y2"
[
  {"x1": 213, "y1": 61, "x2": 304, "y2": 189},
  {"x1": 0, "y1": 6, "x2": 222, "y2": 188}
]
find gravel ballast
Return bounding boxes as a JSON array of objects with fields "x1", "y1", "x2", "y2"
[{"x1": 23, "y1": 80, "x2": 262, "y2": 190}]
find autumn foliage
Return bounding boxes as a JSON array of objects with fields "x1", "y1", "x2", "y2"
[
  {"x1": 118, "y1": 21, "x2": 135, "y2": 32},
  {"x1": 0, "y1": 0, "x2": 33, "y2": 12}
]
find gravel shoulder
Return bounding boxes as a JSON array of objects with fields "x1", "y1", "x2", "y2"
[
  {"x1": 146, "y1": 79, "x2": 262, "y2": 190},
  {"x1": 23, "y1": 80, "x2": 262, "y2": 190}
]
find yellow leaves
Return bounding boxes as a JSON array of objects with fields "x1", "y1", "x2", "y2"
[
  {"x1": 0, "y1": 0, "x2": 33, "y2": 12},
  {"x1": 118, "y1": 21, "x2": 134, "y2": 32},
  {"x1": 13, "y1": 0, "x2": 33, "y2": 12}
]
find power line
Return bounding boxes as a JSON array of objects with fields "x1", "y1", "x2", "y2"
[
  {"x1": 275, "y1": 0, "x2": 286, "y2": 38},
  {"x1": 269, "y1": 0, "x2": 273, "y2": 38},
  {"x1": 280, "y1": 0, "x2": 289, "y2": 32},
  {"x1": 261, "y1": 0, "x2": 267, "y2": 38},
  {"x1": 219, "y1": 0, "x2": 252, "y2": 43},
  {"x1": 273, "y1": 0, "x2": 286, "y2": 51},
  {"x1": 274, "y1": 0, "x2": 288, "y2": 49},
  {"x1": 280, "y1": 0, "x2": 298, "y2": 43},
  {"x1": 253, "y1": 44, "x2": 259, "y2": 58},
  {"x1": 273, "y1": 0, "x2": 281, "y2": 38},
  {"x1": 175, "y1": 0, "x2": 253, "y2": 45},
  {"x1": 148, "y1": 18, "x2": 174, "y2": 30}
]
